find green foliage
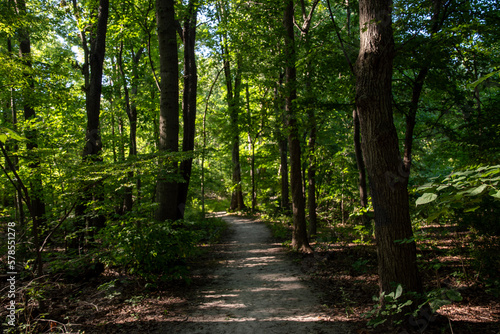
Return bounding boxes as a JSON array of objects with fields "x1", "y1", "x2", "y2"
[
  {"x1": 364, "y1": 284, "x2": 413, "y2": 328},
  {"x1": 0, "y1": 127, "x2": 26, "y2": 143},
  {"x1": 100, "y1": 215, "x2": 227, "y2": 282},
  {"x1": 352, "y1": 223, "x2": 373, "y2": 245},
  {"x1": 263, "y1": 214, "x2": 292, "y2": 241},
  {"x1": 47, "y1": 252, "x2": 103, "y2": 282},
  {"x1": 416, "y1": 165, "x2": 500, "y2": 234},
  {"x1": 364, "y1": 284, "x2": 462, "y2": 329},
  {"x1": 421, "y1": 288, "x2": 463, "y2": 313}
]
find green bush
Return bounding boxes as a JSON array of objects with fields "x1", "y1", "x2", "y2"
[
  {"x1": 101, "y1": 216, "x2": 226, "y2": 282},
  {"x1": 416, "y1": 165, "x2": 500, "y2": 234}
]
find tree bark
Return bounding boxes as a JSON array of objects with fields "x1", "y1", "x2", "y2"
[
  {"x1": 15, "y1": 0, "x2": 46, "y2": 275},
  {"x1": 403, "y1": 0, "x2": 443, "y2": 173},
  {"x1": 275, "y1": 73, "x2": 290, "y2": 213},
  {"x1": 155, "y1": 0, "x2": 180, "y2": 222},
  {"x1": 118, "y1": 44, "x2": 144, "y2": 213},
  {"x1": 355, "y1": 0, "x2": 421, "y2": 294},
  {"x1": 284, "y1": 0, "x2": 312, "y2": 253},
  {"x1": 83, "y1": 0, "x2": 108, "y2": 160},
  {"x1": 353, "y1": 108, "x2": 368, "y2": 226},
  {"x1": 246, "y1": 85, "x2": 257, "y2": 212},
  {"x1": 223, "y1": 53, "x2": 245, "y2": 211},
  {"x1": 7, "y1": 26, "x2": 24, "y2": 226},
  {"x1": 307, "y1": 109, "x2": 317, "y2": 236},
  {"x1": 177, "y1": 1, "x2": 198, "y2": 219}
]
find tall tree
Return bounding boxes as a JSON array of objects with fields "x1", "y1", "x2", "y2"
[
  {"x1": 276, "y1": 74, "x2": 290, "y2": 213},
  {"x1": 399, "y1": 0, "x2": 448, "y2": 176},
  {"x1": 227, "y1": 56, "x2": 245, "y2": 211},
  {"x1": 177, "y1": 0, "x2": 198, "y2": 218},
  {"x1": 355, "y1": 0, "x2": 421, "y2": 294},
  {"x1": 72, "y1": 0, "x2": 109, "y2": 239},
  {"x1": 284, "y1": 0, "x2": 312, "y2": 253},
  {"x1": 80, "y1": 0, "x2": 109, "y2": 160},
  {"x1": 326, "y1": 0, "x2": 368, "y2": 225},
  {"x1": 117, "y1": 42, "x2": 144, "y2": 213},
  {"x1": 155, "y1": 0, "x2": 180, "y2": 221},
  {"x1": 296, "y1": 0, "x2": 320, "y2": 236},
  {"x1": 14, "y1": 0, "x2": 45, "y2": 275},
  {"x1": 216, "y1": 1, "x2": 245, "y2": 212}
]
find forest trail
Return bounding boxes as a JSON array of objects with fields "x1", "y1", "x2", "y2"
[{"x1": 164, "y1": 213, "x2": 353, "y2": 334}]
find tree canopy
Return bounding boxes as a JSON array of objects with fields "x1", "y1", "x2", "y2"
[{"x1": 1, "y1": 0, "x2": 499, "y2": 332}]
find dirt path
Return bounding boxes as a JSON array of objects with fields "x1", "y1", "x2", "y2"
[{"x1": 165, "y1": 213, "x2": 353, "y2": 334}]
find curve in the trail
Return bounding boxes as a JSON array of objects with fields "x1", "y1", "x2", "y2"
[{"x1": 165, "y1": 213, "x2": 353, "y2": 334}]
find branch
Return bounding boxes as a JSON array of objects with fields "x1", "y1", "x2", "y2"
[
  {"x1": 147, "y1": 28, "x2": 161, "y2": 92},
  {"x1": 0, "y1": 141, "x2": 31, "y2": 208},
  {"x1": 326, "y1": 0, "x2": 355, "y2": 76},
  {"x1": 38, "y1": 200, "x2": 78, "y2": 254}
]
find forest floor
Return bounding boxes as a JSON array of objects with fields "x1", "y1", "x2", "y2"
[{"x1": 2, "y1": 212, "x2": 499, "y2": 333}]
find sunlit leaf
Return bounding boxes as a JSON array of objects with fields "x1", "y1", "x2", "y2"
[
  {"x1": 468, "y1": 184, "x2": 488, "y2": 196},
  {"x1": 416, "y1": 193, "x2": 438, "y2": 206}
]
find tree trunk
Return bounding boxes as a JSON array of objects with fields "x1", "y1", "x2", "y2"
[
  {"x1": 403, "y1": 0, "x2": 443, "y2": 173},
  {"x1": 155, "y1": 0, "x2": 180, "y2": 222},
  {"x1": 355, "y1": 0, "x2": 421, "y2": 294},
  {"x1": 276, "y1": 73, "x2": 290, "y2": 213},
  {"x1": 83, "y1": 0, "x2": 108, "y2": 161},
  {"x1": 353, "y1": 108, "x2": 368, "y2": 226},
  {"x1": 246, "y1": 85, "x2": 257, "y2": 213},
  {"x1": 118, "y1": 44, "x2": 144, "y2": 213},
  {"x1": 224, "y1": 54, "x2": 245, "y2": 211},
  {"x1": 307, "y1": 109, "x2": 317, "y2": 236},
  {"x1": 177, "y1": 1, "x2": 198, "y2": 219},
  {"x1": 284, "y1": 0, "x2": 312, "y2": 253},
  {"x1": 7, "y1": 36, "x2": 25, "y2": 227},
  {"x1": 15, "y1": 0, "x2": 46, "y2": 275},
  {"x1": 81, "y1": 0, "x2": 109, "y2": 236}
]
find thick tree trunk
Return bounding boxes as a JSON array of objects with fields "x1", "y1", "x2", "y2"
[
  {"x1": 80, "y1": 0, "x2": 108, "y2": 236},
  {"x1": 355, "y1": 0, "x2": 421, "y2": 294},
  {"x1": 178, "y1": 2, "x2": 198, "y2": 219},
  {"x1": 83, "y1": 0, "x2": 108, "y2": 161},
  {"x1": 155, "y1": 0, "x2": 180, "y2": 222},
  {"x1": 284, "y1": 0, "x2": 312, "y2": 253}
]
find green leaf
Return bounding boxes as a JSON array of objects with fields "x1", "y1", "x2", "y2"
[
  {"x1": 0, "y1": 127, "x2": 27, "y2": 143},
  {"x1": 468, "y1": 184, "x2": 488, "y2": 196},
  {"x1": 395, "y1": 284, "x2": 403, "y2": 299},
  {"x1": 467, "y1": 69, "x2": 500, "y2": 89},
  {"x1": 416, "y1": 193, "x2": 438, "y2": 206},
  {"x1": 490, "y1": 190, "x2": 500, "y2": 199}
]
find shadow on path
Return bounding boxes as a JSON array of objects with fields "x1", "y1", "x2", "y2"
[{"x1": 163, "y1": 213, "x2": 353, "y2": 334}]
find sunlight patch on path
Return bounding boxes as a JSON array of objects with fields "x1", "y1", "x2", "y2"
[{"x1": 164, "y1": 213, "x2": 353, "y2": 334}]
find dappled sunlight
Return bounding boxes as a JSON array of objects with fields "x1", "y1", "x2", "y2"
[{"x1": 167, "y1": 214, "x2": 343, "y2": 329}]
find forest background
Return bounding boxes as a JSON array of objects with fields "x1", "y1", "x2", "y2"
[{"x1": 0, "y1": 0, "x2": 499, "y2": 332}]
